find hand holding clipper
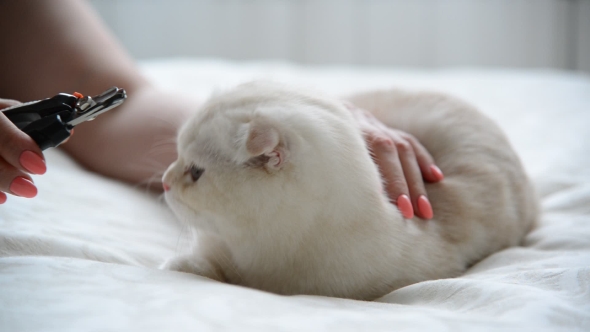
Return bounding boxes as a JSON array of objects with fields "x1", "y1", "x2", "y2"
[
  {"x1": 0, "y1": 87, "x2": 126, "y2": 203},
  {"x1": 2, "y1": 87, "x2": 126, "y2": 150}
]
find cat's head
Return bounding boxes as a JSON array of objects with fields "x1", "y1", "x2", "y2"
[{"x1": 163, "y1": 81, "x2": 380, "y2": 233}]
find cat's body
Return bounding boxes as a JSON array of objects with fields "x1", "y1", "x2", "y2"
[{"x1": 162, "y1": 82, "x2": 537, "y2": 300}]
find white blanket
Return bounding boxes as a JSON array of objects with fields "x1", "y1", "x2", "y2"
[{"x1": 1, "y1": 59, "x2": 589, "y2": 331}]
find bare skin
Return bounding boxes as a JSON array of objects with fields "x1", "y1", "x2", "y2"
[{"x1": 0, "y1": 0, "x2": 442, "y2": 218}]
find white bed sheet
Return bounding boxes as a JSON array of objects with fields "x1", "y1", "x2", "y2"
[{"x1": 1, "y1": 59, "x2": 589, "y2": 332}]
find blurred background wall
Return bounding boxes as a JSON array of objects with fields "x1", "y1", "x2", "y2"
[{"x1": 89, "y1": 0, "x2": 590, "y2": 73}]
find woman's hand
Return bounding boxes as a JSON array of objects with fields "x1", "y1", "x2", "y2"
[
  {"x1": 0, "y1": 99, "x2": 47, "y2": 204},
  {"x1": 347, "y1": 103, "x2": 444, "y2": 220}
]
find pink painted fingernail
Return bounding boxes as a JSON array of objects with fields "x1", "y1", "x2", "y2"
[
  {"x1": 9, "y1": 177, "x2": 38, "y2": 198},
  {"x1": 430, "y1": 165, "x2": 444, "y2": 181},
  {"x1": 0, "y1": 192, "x2": 6, "y2": 204},
  {"x1": 418, "y1": 195, "x2": 433, "y2": 219},
  {"x1": 397, "y1": 194, "x2": 414, "y2": 219},
  {"x1": 19, "y1": 151, "x2": 46, "y2": 175}
]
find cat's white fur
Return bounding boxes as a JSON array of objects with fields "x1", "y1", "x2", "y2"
[{"x1": 161, "y1": 81, "x2": 537, "y2": 300}]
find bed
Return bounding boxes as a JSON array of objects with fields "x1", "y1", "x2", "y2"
[{"x1": 1, "y1": 59, "x2": 589, "y2": 331}]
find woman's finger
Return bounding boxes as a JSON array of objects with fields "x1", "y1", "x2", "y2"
[
  {"x1": 0, "y1": 111, "x2": 47, "y2": 175},
  {"x1": 348, "y1": 103, "x2": 440, "y2": 220},
  {"x1": 0, "y1": 98, "x2": 22, "y2": 109},
  {"x1": 399, "y1": 132, "x2": 444, "y2": 183},
  {"x1": 0, "y1": 157, "x2": 38, "y2": 198},
  {"x1": 0, "y1": 98, "x2": 21, "y2": 110},
  {"x1": 357, "y1": 109, "x2": 415, "y2": 219},
  {"x1": 367, "y1": 114, "x2": 443, "y2": 184},
  {"x1": 364, "y1": 111, "x2": 435, "y2": 219},
  {"x1": 389, "y1": 130, "x2": 433, "y2": 220},
  {"x1": 366, "y1": 130, "x2": 414, "y2": 219}
]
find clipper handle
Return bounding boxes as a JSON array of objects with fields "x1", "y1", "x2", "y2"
[
  {"x1": 2, "y1": 94, "x2": 77, "y2": 150},
  {"x1": 23, "y1": 115, "x2": 72, "y2": 151}
]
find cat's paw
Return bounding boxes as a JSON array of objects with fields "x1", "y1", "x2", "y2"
[{"x1": 159, "y1": 254, "x2": 227, "y2": 282}]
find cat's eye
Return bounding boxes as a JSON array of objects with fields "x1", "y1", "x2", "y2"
[{"x1": 189, "y1": 165, "x2": 205, "y2": 182}]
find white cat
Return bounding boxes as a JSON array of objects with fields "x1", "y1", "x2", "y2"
[{"x1": 161, "y1": 81, "x2": 538, "y2": 300}]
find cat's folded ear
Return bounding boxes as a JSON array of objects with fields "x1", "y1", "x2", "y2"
[{"x1": 240, "y1": 120, "x2": 288, "y2": 171}]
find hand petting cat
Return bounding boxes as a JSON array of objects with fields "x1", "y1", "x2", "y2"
[{"x1": 346, "y1": 103, "x2": 444, "y2": 220}]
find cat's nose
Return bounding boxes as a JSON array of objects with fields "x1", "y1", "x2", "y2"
[{"x1": 163, "y1": 182, "x2": 170, "y2": 192}]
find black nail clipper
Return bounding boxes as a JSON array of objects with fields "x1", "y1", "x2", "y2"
[{"x1": 2, "y1": 87, "x2": 126, "y2": 150}]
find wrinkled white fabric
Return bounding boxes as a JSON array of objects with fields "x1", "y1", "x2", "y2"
[{"x1": 1, "y1": 59, "x2": 589, "y2": 332}]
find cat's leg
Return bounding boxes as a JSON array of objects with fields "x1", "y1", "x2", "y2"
[
  {"x1": 159, "y1": 235, "x2": 239, "y2": 283},
  {"x1": 160, "y1": 253, "x2": 227, "y2": 281}
]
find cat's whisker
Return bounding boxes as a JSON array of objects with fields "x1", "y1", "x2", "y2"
[
  {"x1": 174, "y1": 218, "x2": 193, "y2": 255},
  {"x1": 125, "y1": 136, "x2": 178, "y2": 193},
  {"x1": 128, "y1": 160, "x2": 168, "y2": 175},
  {"x1": 125, "y1": 168, "x2": 166, "y2": 195},
  {"x1": 148, "y1": 140, "x2": 177, "y2": 151},
  {"x1": 143, "y1": 148, "x2": 176, "y2": 159},
  {"x1": 148, "y1": 142, "x2": 176, "y2": 153},
  {"x1": 135, "y1": 173, "x2": 166, "y2": 190},
  {"x1": 145, "y1": 115, "x2": 178, "y2": 127},
  {"x1": 150, "y1": 136, "x2": 177, "y2": 145}
]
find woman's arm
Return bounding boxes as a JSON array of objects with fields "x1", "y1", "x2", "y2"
[{"x1": 0, "y1": 0, "x2": 194, "y2": 186}]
